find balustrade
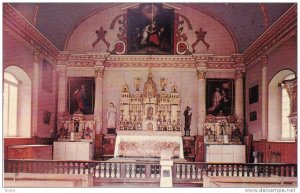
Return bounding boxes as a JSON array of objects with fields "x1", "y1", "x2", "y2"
[
  {"x1": 172, "y1": 162, "x2": 297, "y2": 183},
  {"x1": 4, "y1": 160, "x2": 297, "y2": 185}
]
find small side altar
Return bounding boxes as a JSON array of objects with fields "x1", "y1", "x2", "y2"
[{"x1": 114, "y1": 131, "x2": 184, "y2": 159}]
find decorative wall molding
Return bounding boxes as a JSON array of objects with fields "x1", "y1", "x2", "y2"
[
  {"x1": 56, "y1": 53, "x2": 245, "y2": 70},
  {"x1": 105, "y1": 62, "x2": 196, "y2": 68},
  {"x1": 243, "y1": 4, "x2": 296, "y2": 67},
  {"x1": 3, "y1": 3, "x2": 60, "y2": 63}
]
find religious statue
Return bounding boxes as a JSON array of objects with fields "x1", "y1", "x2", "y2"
[
  {"x1": 123, "y1": 82, "x2": 129, "y2": 92},
  {"x1": 172, "y1": 82, "x2": 178, "y2": 93},
  {"x1": 107, "y1": 102, "x2": 117, "y2": 134},
  {"x1": 134, "y1": 77, "x2": 141, "y2": 91},
  {"x1": 147, "y1": 106, "x2": 153, "y2": 120},
  {"x1": 160, "y1": 77, "x2": 168, "y2": 91},
  {"x1": 184, "y1": 106, "x2": 192, "y2": 136}
]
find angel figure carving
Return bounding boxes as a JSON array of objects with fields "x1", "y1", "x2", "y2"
[
  {"x1": 134, "y1": 77, "x2": 142, "y2": 91},
  {"x1": 160, "y1": 77, "x2": 168, "y2": 91}
]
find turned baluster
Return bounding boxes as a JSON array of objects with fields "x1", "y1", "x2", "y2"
[
  {"x1": 113, "y1": 163, "x2": 117, "y2": 178},
  {"x1": 226, "y1": 165, "x2": 229, "y2": 176},
  {"x1": 193, "y1": 165, "x2": 199, "y2": 179},
  {"x1": 288, "y1": 165, "x2": 292, "y2": 177},
  {"x1": 141, "y1": 165, "x2": 146, "y2": 178},
  {"x1": 179, "y1": 164, "x2": 183, "y2": 179},
  {"x1": 108, "y1": 163, "x2": 112, "y2": 178}
]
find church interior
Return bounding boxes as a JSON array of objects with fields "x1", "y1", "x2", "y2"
[{"x1": 2, "y1": 2, "x2": 297, "y2": 188}]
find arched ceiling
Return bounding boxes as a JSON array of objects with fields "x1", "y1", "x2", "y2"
[{"x1": 10, "y1": 3, "x2": 294, "y2": 53}]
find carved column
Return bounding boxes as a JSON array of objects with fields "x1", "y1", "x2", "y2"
[
  {"x1": 57, "y1": 66, "x2": 67, "y2": 115},
  {"x1": 235, "y1": 70, "x2": 244, "y2": 134},
  {"x1": 197, "y1": 69, "x2": 206, "y2": 135},
  {"x1": 94, "y1": 66, "x2": 104, "y2": 134},
  {"x1": 32, "y1": 51, "x2": 42, "y2": 137},
  {"x1": 261, "y1": 56, "x2": 268, "y2": 139},
  {"x1": 283, "y1": 78, "x2": 297, "y2": 139}
]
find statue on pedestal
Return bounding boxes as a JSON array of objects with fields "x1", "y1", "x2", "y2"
[
  {"x1": 107, "y1": 102, "x2": 117, "y2": 134},
  {"x1": 184, "y1": 106, "x2": 192, "y2": 136}
]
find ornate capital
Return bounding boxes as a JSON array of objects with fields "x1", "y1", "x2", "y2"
[
  {"x1": 283, "y1": 78, "x2": 297, "y2": 113},
  {"x1": 33, "y1": 51, "x2": 42, "y2": 64},
  {"x1": 260, "y1": 55, "x2": 268, "y2": 68},
  {"x1": 95, "y1": 68, "x2": 104, "y2": 78},
  {"x1": 235, "y1": 71, "x2": 244, "y2": 80},
  {"x1": 197, "y1": 70, "x2": 206, "y2": 79},
  {"x1": 57, "y1": 66, "x2": 66, "y2": 78}
]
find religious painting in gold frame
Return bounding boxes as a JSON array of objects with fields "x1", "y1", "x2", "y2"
[
  {"x1": 206, "y1": 79, "x2": 235, "y2": 116},
  {"x1": 127, "y1": 3, "x2": 174, "y2": 55},
  {"x1": 68, "y1": 77, "x2": 95, "y2": 115}
]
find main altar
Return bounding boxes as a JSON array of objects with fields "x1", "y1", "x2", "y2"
[{"x1": 114, "y1": 70, "x2": 184, "y2": 159}]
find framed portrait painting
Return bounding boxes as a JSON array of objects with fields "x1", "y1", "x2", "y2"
[
  {"x1": 127, "y1": 3, "x2": 174, "y2": 55},
  {"x1": 249, "y1": 85, "x2": 259, "y2": 104},
  {"x1": 206, "y1": 79, "x2": 235, "y2": 116},
  {"x1": 68, "y1": 77, "x2": 95, "y2": 115}
]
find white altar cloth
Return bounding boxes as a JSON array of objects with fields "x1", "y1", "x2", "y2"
[{"x1": 114, "y1": 131, "x2": 184, "y2": 159}]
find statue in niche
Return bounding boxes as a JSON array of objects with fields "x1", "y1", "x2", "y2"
[
  {"x1": 184, "y1": 106, "x2": 192, "y2": 136},
  {"x1": 147, "y1": 122, "x2": 153, "y2": 131},
  {"x1": 147, "y1": 106, "x2": 153, "y2": 120},
  {"x1": 74, "y1": 121, "x2": 80, "y2": 133}
]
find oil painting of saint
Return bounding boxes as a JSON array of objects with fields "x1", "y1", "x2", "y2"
[{"x1": 127, "y1": 3, "x2": 174, "y2": 55}]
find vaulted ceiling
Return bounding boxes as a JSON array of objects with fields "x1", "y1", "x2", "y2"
[{"x1": 10, "y1": 3, "x2": 294, "y2": 53}]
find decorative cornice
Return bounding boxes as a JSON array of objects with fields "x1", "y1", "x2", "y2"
[
  {"x1": 105, "y1": 62, "x2": 196, "y2": 68},
  {"x1": 243, "y1": 4, "x2": 297, "y2": 67},
  {"x1": 56, "y1": 53, "x2": 246, "y2": 70},
  {"x1": 107, "y1": 55, "x2": 195, "y2": 62},
  {"x1": 3, "y1": 3, "x2": 60, "y2": 62}
]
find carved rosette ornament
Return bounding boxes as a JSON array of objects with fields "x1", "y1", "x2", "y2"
[{"x1": 197, "y1": 70, "x2": 206, "y2": 79}]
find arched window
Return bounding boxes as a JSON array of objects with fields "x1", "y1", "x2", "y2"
[
  {"x1": 281, "y1": 74, "x2": 295, "y2": 140},
  {"x1": 4, "y1": 66, "x2": 32, "y2": 137},
  {"x1": 268, "y1": 70, "x2": 295, "y2": 141},
  {"x1": 3, "y1": 72, "x2": 18, "y2": 137}
]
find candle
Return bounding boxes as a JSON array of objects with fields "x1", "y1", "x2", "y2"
[{"x1": 70, "y1": 132, "x2": 75, "y2": 141}]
